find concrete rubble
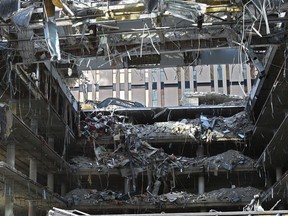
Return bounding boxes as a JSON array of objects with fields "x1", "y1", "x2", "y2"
[
  {"x1": 65, "y1": 186, "x2": 261, "y2": 207},
  {"x1": 70, "y1": 149, "x2": 255, "y2": 175},
  {"x1": 69, "y1": 108, "x2": 260, "y2": 208},
  {"x1": 80, "y1": 110, "x2": 253, "y2": 142}
]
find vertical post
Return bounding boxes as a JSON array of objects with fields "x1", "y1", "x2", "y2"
[
  {"x1": 223, "y1": 65, "x2": 228, "y2": 94},
  {"x1": 124, "y1": 69, "x2": 129, "y2": 100},
  {"x1": 95, "y1": 70, "x2": 100, "y2": 100},
  {"x1": 61, "y1": 183, "x2": 67, "y2": 197},
  {"x1": 30, "y1": 116, "x2": 38, "y2": 135},
  {"x1": 146, "y1": 69, "x2": 152, "y2": 107},
  {"x1": 47, "y1": 173, "x2": 54, "y2": 192},
  {"x1": 177, "y1": 66, "x2": 182, "y2": 105},
  {"x1": 7, "y1": 144, "x2": 15, "y2": 168},
  {"x1": 28, "y1": 201, "x2": 35, "y2": 216},
  {"x1": 47, "y1": 136, "x2": 55, "y2": 192},
  {"x1": 128, "y1": 69, "x2": 132, "y2": 101},
  {"x1": 28, "y1": 159, "x2": 37, "y2": 216},
  {"x1": 116, "y1": 69, "x2": 120, "y2": 98},
  {"x1": 124, "y1": 178, "x2": 131, "y2": 194},
  {"x1": 198, "y1": 176, "x2": 205, "y2": 195},
  {"x1": 157, "y1": 69, "x2": 162, "y2": 106},
  {"x1": 36, "y1": 63, "x2": 40, "y2": 88},
  {"x1": 29, "y1": 159, "x2": 37, "y2": 182},
  {"x1": 212, "y1": 65, "x2": 217, "y2": 93},
  {"x1": 196, "y1": 145, "x2": 205, "y2": 195},
  {"x1": 276, "y1": 167, "x2": 282, "y2": 181},
  {"x1": 5, "y1": 187, "x2": 14, "y2": 216},
  {"x1": 48, "y1": 137, "x2": 54, "y2": 149},
  {"x1": 5, "y1": 143, "x2": 15, "y2": 216},
  {"x1": 160, "y1": 69, "x2": 165, "y2": 107}
]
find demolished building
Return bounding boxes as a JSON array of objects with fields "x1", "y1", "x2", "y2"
[{"x1": 0, "y1": 0, "x2": 288, "y2": 216}]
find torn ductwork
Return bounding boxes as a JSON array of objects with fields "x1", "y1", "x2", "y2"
[
  {"x1": 12, "y1": 6, "x2": 34, "y2": 27},
  {"x1": 44, "y1": 0, "x2": 62, "y2": 61},
  {"x1": 162, "y1": 0, "x2": 207, "y2": 23},
  {"x1": 0, "y1": 0, "x2": 20, "y2": 21},
  {"x1": 44, "y1": 17, "x2": 61, "y2": 61}
]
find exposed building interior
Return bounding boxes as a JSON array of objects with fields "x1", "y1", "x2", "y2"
[{"x1": 1, "y1": 0, "x2": 288, "y2": 215}]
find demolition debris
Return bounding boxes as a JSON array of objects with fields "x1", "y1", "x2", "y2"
[
  {"x1": 65, "y1": 186, "x2": 262, "y2": 207},
  {"x1": 80, "y1": 110, "x2": 253, "y2": 142}
]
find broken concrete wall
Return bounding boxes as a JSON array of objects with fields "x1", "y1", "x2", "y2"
[{"x1": 180, "y1": 92, "x2": 246, "y2": 106}]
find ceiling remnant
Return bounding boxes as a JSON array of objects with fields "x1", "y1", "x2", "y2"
[{"x1": 0, "y1": 0, "x2": 287, "y2": 70}]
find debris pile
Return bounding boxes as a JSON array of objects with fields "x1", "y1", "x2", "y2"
[
  {"x1": 80, "y1": 110, "x2": 253, "y2": 141},
  {"x1": 204, "y1": 150, "x2": 255, "y2": 171},
  {"x1": 73, "y1": 109, "x2": 258, "y2": 209},
  {"x1": 70, "y1": 149, "x2": 255, "y2": 176},
  {"x1": 134, "y1": 111, "x2": 252, "y2": 141},
  {"x1": 65, "y1": 188, "x2": 122, "y2": 205},
  {"x1": 194, "y1": 187, "x2": 262, "y2": 203},
  {"x1": 65, "y1": 186, "x2": 261, "y2": 207},
  {"x1": 80, "y1": 112, "x2": 117, "y2": 138}
]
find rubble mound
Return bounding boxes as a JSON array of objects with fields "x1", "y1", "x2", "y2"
[
  {"x1": 195, "y1": 186, "x2": 262, "y2": 203},
  {"x1": 134, "y1": 111, "x2": 253, "y2": 141},
  {"x1": 69, "y1": 149, "x2": 255, "y2": 176},
  {"x1": 65, "y1": 188, "x2": 122, "y2": 205},
  {"x1": 65, "y1": 186, "x2": 262, "y2": 206},
  {"x1": 205, "y1": 149, "x2": 255, "y2": 171}
]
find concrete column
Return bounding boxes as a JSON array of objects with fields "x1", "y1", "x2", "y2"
[
  {"x1": 29, "y1": 159, "x2": 37, "y2": 182},
  {"x1": 47, "y1": 173, "x2": 54, "y2": 192},
  {"x1": 28, "y1": 201, "x2": 35, "y2": 216},
  {"x1": 196, "y1": 145, "x2": 204, "y2": 157},
  {"x1": 30, "y1": 117, "x2": 38, "y2": 135},
  {"x1": 4, "y1": 181, "x2": 14, "y2": 216},
  {"x1": 147, "y1": 168, "x2": 152, "y2": 192},
  {"x1": 9, "y1": 100, "x2": 17, "y2": 115},
  {"x1": 61, "y1": 183, "x2": 66, "y2": 197},
  {"x1": 197, "y1": 144, "x2": 205, "y2": 195},
  {"x1": 48, "y1": 137, "x2": 54, "y2": 149},
  {"x1": 124, "y1": 178, "x2": 130, "y2": 194},
  {"x1": 29, "y1": 158, "x2": 37, "y2": 215},
  {"x1": 5, "y1": 144, "x2": 15, "y2": 216},
  {"x1": 276, "y1": 167, "x2": 283, "y2": 181},
  {"x1": 6, "y1": 143, "x2": 15, "y2": 168},
  {"x1": 198, "y1": 175, "x2": 205, "y2": 195}
]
